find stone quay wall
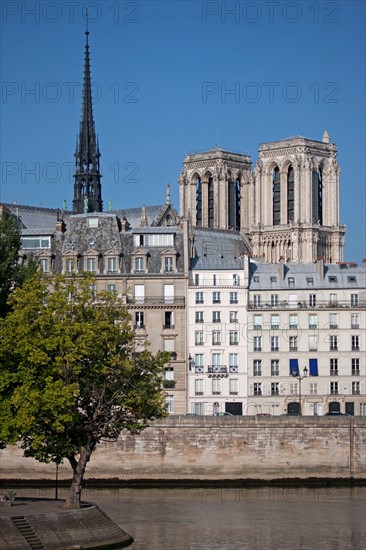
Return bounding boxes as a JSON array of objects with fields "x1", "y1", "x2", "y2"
[{"x1": 1, "y1": 417, "x2": 365, "y2": 483}]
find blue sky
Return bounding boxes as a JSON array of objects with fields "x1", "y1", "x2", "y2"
[{"x1": 1, "y1": 0, "x2": 365, "y2": 262}]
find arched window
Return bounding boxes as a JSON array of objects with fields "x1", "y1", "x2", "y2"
[
  {"x1": 287, "y1": 166, "x2": 295, "y2": 223},
  {"x1": 208, "y1": 176, "x2": 214, "y2": 227},
  {"x1": 272, "y1": 167, "x2": 281, "y2": 225},
  {"x1": 312, "y1": 167, "x2": 323, "y2": 224},
  {"x1": 228, "y1": 177, "x2": 240, "y2": 229},
  {"x1": 196, "y1": 176, "x2": 202, "y2": 226}
]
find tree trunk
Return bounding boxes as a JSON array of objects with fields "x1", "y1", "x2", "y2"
[{"x1": 63, "y1": 446, "x2": 92, "y2": 509}]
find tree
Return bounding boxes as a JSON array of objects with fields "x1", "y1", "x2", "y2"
[
  {"x1": 0, "y1": 212, "x2": 39, "y2": 317},
  {"x1": 0, "y1": 272, "x2": 168, "y2": 508}
]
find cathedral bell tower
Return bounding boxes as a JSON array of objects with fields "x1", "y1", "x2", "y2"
[{"x1": 73, "y1": 20, "x2": 103, "y2": 214}]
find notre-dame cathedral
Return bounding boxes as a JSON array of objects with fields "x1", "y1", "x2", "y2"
[{"x1": 179, "y1": 133, "x2": 345, "y2": 264}]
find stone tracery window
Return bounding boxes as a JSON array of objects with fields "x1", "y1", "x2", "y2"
[{"x1": 272, "y1": 167, "x2": 281, "y2": 225}]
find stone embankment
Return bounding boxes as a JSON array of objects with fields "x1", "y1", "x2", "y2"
[
  {"x1": 1, "y1": 417, "x2": 365, "y2": 484},
  {"x1": 0, "y1": 500, "x2": 133, "y2": 550}
]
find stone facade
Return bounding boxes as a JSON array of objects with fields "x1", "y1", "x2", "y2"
[{"x1": 1, "y1": 417, "x2": 365, "y2": 482}]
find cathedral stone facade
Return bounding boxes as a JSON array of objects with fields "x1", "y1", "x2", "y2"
[{"x1": 179, "y1": 133, "x2": 346, "y2": 264}]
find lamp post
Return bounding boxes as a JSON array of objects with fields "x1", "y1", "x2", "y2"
[{"x1": 291, "y1": 366, "x2": 308, "y2": 415}]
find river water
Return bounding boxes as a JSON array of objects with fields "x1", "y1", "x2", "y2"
[{"x1": 13, "y1": 485, "x2": 366, "y2": 549}]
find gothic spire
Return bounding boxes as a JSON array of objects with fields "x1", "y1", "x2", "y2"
[{"x1": 73, "y1": 16, "x2": 103, "y2": 214}]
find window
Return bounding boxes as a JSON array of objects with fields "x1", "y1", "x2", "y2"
[
  {"x1": 165, "y1": 367, "x2": 174, "y2": 381},
  {"x1": 230, "y1": 292, "x2": 238, "y2": 304},
  {"x1": 253, "y1": 315, "x2": 262, "y2": 329},
  {"x1": 135, "y1": 312, "x2": 144, "y2": 329},
  {"x1": 135, "y1": 256, "x2": 144, "y2": 273},
  {"x1": 289, "y1": 336, "x2": 298, "y2": 351},
  {"x1": 195, "y1": 311, "x2": 204, "y2": 323},
  {"x1": 290, "y1": 382, "x2": 298, "y2": 395},
  {"x1": 270, "y1": 276, "x2": 277, "y2": 283},
  {"x1": 330, "y1": 293, "x2": 337, "y2": 305},
  {"x1": 213, "y1": 274, "x2": 220, "y2": 286},
  {"x1": 21, "y1": 236, "x2": 51, "y2": 249},
  {"x1": 253, "y1": 294, "x2": 261, "y2": 307},
  {"x1": 165, "y1": 394, "x2": 174, "y2": 413},
  {"x1": 229, "y1": 354, "x2": 238, "y2": 373},
  {"x1": 195, "y1": 354, "x2": 204, "y2": 372},
  {"x1": 253, "y1": 276, "x2": 259, "y2": 283},
  {"x1": 213, "y1": 292, "x2": 221, "y2": 304},
  {"x1": 107, "y1": 257, "x2": 117, "y2": 273},
  {"x1": 164, "y1": 339, "x2": 175, "y2": 352},
  {"x1": 351, "y1": 294, "x2": 359, "y2": 306},
  {"x1": 254, "y1": 336, "x2": 262, "y2": 352},
  {"x1": 229, "y1": 379, "x2": 238, "y2": 395},
  {"x1": 88, "y1": 217, "x2": 98, "y2": 228},
  {"x1": 309, "y1": 383, "x2": 317, "y2": 395},
  {"x1": 254, "y1": 383, "x2": 262, "y2": 396},
  {"x1": 273, "y1": 166, "x2": 281, "y2": 225},
  {"x1": 351, "y1": 314, "x2": 359, "y2": 329},
  {"x1": 107, "y1": 284, "x2": 116, "y2": 292},
  {"x1": 330, "y1": 382, "x2": 338, "y2": 395},
  {"x1": 212, "y1": 311, "x2": 221, "y2": 323},
  {"x1": 253, "y1": 360, "x2": 262, "y2": 376},
  {"x1": 229, "y1": 331, "x2": 238, "y2": 345},
  {"x1": 271, "y1": 359, "x2": 279, "y2": 376},
  {"x1": 330, "y1": 335, "x2": 338, "y2": 351},
  {"x1": 348, "y1": 276, "x2": 357, "y2": 283},
  {"x1": 328, "y1": 276, "x2": 337, "y2": 283},
  {"x1": 306, "y1": 277, "x2": 314, "y2": 287},
  {"x1": 289, "y1": 315, "x2": 298, "y2": 329},
  {"x1": 212, "y1": 353, "x2": 221, "y2": 367},
  {"x1": 271, "y1": 294, "x2": 278, "y2": 307},
  {"x1": 352, "y1": 382, "x2": 360, "y2": 395},
  {"x1": 65, "y1": 258, "x2": 75, "y2": 273},
  {"x1": 195, "y1": 292, "x2": 204, "y2": 304},
  {"x1": 86, "y1": 257, "x2": 96, "y2": 273},
  {"x1": 271, "y1": 382, "x2": 279, "y2": 395},
  {"x1": 195, "y1": 331, "x2": 204, "y2": 345},
  {"x1": 330, "y1": 358, "x2": 338, "y2": 376},
  {"x1": 134, "y1": 284, "x2": 144, "y2": 304},
  {"x1": 352, "y1": 336, "x2": 359, "y2": 351},
  {"x1": 195, "y1": 379, "x2": 204, "y2": 396},
  {"x1": 212, "y1": 379, "x2": 221, "y2": 395},
  {"x1": 329, "y1": 313, "x2": 338, "y2": 329},
  {"x1": 309, "y1": 315, "x2": 318, "y2": 329},
  {"x1": 230, "y1": 311, "x2": 238, "y2": 323},
  {"x1": 360, "y1": 403, "x2": 366, "y2": 416},
  {"x1": 164, "y1": 256, "x2": 173, "y2": 273},
  {"x1": 309, "y1": 335, "x2": 318, "y2": 351},
  {"x1": 212, "y1": 331, "x2": 221, "y2": 345},
  {"x1": 134, "y1": 233, "x2": 174, "y2": 247},
  {"x1": 164, "y1": 311, "x2": 173, "y2": 329},
  {"x1": 309, "y1": 294, "x2": 316, "y2": 307},
  {"x1": 195, "y1": 274, "x2": 202, "y2": 286},
  {"x1": 232, "y1": 274, "x2": 239, "y2": 286},
  {"x1": 352, "y1": 358, "x2": 360, "y2": 376},
  {"x1": 271, "y1": 336, "x2": 279, "y2": 351},
  {"x1": 288, "y1": 277, "x2": 295, "y2": 287},
  {"x1": 271, "y1": 315, "x2": 279, "y2": 330},
  {"x1": 164, "y1": 284, "x2": 174, "y2": 304},
  {"x1": 88, "y1": 284, "x2": 96, "y2": 298},
  {"x1": 40, "y1": 258, "x2": 49, "y2": 273}
]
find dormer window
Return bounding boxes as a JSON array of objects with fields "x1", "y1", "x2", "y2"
[
  {"x1": 135, "y1": 256, "x2": 144, "y2": 273},
  {"x1": 88, "y1": 217, "x2": 98, "y2": 228},
  {"x1": 329, "y1": 276, "x2": 337, "y2": 283},
  {"x1": 107, "y1": 257, "x2": 117, "y2": 274},
  {"x1": 86, "y1": 257, "x2": 96, "y2": 273},
  {"x1": 160, "y1": 249, "x2": 177, "y2": 274},
  {"x1": 288, "y1": 277, "x2": 295, "y2": 287}
]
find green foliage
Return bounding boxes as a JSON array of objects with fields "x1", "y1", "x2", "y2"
[
  {"x1": 0, "y1": 214, "x2": 39, "y2": 317},
  {"x1": 0, "y1": 272, "x2": 168, "y2": 465}
]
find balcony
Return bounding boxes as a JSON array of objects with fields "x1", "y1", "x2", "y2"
[
  {"x1": 247, "y1": 299, "x2": 366, "y2": 310},
  {"x1": 351, "y1": 324, "x2": 359, "y2": 329},
  {"x1": 229, "y1": 365, "x2": 238, "y2": 373},
  {"x1": 352, "y1": 389, "x2": 360, "y2": 395},
  {"x1": 126, "y1": 296, "x2": 185, "y2": 306},
  {"x1": 163, "y1": 324, "x2": 175, "y2": 330},
  {"x1": 254, "y1": 347, "x2": 262, "y2": 352},
  {"x1": 271, "y1": 347, "x2": 279, "y2": 352},
  {"x1": 352, "y1": 370, "x2": 360, "y2": 376},
  {"x1": 162, "y1": 380, "x2": 176, "y2": 389},
  {"x1": 330, "y1": 346, "x2": 338, "y2": 351},
  {"x1": 194, "y1": 366, "x2": 204, "y2": 374},
  {"x1": 330, "y1": 370, "x2": 338, "y2": 376},
  {"x1": 289, "y1": 346, "x2": 298, "y2": 352},
  {"x1": 208, "y1": 365, "x2": 227, "y2": 373},
  {"x1": 352, "y1": 346, "x2": 360, "y2": 351},
  {"x1": 195, "y1": 391, "x2": 204, "y2": 396}
]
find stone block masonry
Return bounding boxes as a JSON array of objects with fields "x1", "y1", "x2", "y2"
[{"x1": 1, "y1": 417, "x2": 365, "y2": 483}]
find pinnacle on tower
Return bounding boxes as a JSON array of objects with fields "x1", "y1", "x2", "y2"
[{"x1": 72, "y1": 16, "x2": 103, "y2": 214}]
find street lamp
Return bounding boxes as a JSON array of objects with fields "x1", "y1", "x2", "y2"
[
  {"x1": 188, "y1": 353, "x2": 195, "y2": 372},
  {"x1": 291, "y1": 366, "x2": 308, "y2": 415}
]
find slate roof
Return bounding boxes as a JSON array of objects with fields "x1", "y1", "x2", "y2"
[
  {"x1": 249, "y1": 261, "x2": 366, "y2": 290},
  {"x1": 190, "y1": 227, "x2": 250, "y2": 270}
]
